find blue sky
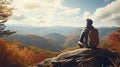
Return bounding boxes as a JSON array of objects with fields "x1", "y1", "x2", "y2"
[
  {"x1": 7, "y1": 0, "x2": 120, "y2": 27},
  {"x1": 63, "y1": 0, "x2": 114, "y2": 13}
]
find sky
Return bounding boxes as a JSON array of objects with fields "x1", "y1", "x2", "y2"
[{"x1": 6, "y1": 0, "x2": 120, "y2": 27}]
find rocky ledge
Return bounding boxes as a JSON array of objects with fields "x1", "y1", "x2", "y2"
[{"x1": 38, "y1": 48, "x2": 120, "y2": 67}]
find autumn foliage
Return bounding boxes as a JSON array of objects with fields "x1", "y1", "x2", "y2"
[
  {"x1": 0, "y1": 39, "x2": 48, "y2": 67},
  {"x1": 0, "y1": 0, "x2": 16, "y2": 37},
  {"x1": 108, "y1": 28, "x2": 120, "y2": 53}
]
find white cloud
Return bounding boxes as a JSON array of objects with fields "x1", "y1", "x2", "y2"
[
  {"x1": 101, "y1": 13, "x2": 120, "y2": 25},
  {"x1": 93, "y1": 0, "x2": 120, "y2": 19},
  {"x1": 60, "y1": 8, "x2": 80, "y2": 16},
  {"x1": 53, "y1": 0, "x2": 63, "y2": 9},
  {"x1": 91, "y1": 0, "x2": 120, "y2": 26},
  {"x1": 10, "y1": 14, "x2": 27, "y2": 20},
  {"x1": 8, "y1": 0, "x2": 81, "y2": 27},
  {"x1": 83, "y1": 11, "x2": 91, "y2": 20},
  {"x1": 9, "y1": 0, "x2": 119, "y2": 27}
]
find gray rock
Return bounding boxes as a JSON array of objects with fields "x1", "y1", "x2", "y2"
[{"x1": 38, "y1": 48, "x2": 120, "y2": 67}]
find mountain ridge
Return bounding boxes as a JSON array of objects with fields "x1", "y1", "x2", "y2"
[
  {"x1": 5, "y1": 34, "x2": 64, "y2": 51},
  {"x1": 45, "y1": 33, "x2": 66, "y2": 46},
  {"x1": 6, "y1": 25, "x2": 117, "y2": 37},
  {"x1": 6, "y1": 26, "x2": 118, "y2": 50}
]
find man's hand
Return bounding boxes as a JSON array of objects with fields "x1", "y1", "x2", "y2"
[{"x1": 78, "y1": 41, "x2": 84, "y2": 48}]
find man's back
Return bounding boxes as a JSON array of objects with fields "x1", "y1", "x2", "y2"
[{"x1": 78, "y1": 18, "x2": 99, "y2": 48}]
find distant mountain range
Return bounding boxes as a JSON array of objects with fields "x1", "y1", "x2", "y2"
[
  {"x1": 6, "y1": 25, "x2": 118, "y2": 51},
  {"x1": 6, "y1": 25, "x2": 117, "y2": 37},
  {"x1": 5, "y1": 34, "x2": 63, "y2": 51},
  {"x1": 6, "y1": 26, "x2": 80, "y2": 36}
]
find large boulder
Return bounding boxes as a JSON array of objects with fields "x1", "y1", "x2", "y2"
[{"x1": 38, "y1": 48, "x2": 120, "y2": 67}]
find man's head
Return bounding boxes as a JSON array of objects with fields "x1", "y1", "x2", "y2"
[{"x1": 86, "y1": 18, "x2": 93, "y2": 27}]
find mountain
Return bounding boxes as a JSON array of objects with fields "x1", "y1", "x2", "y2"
[
  {"x1": 63, "y1": 27, "x2": 118, "y2": 48},
  {"x1": 38, "y1": 48, "x2": 120, "y2": 67},
  {"x1": 7, "y1": 25, "x2": 118, "y2": 37},
  {"x1": 6, "y1": 25, "x2": 118, "y2": 48},
  {"x1": 6, "y1": 25, "x2": 118, "y2": 37},
  {"x1": 64, "y1": 34, "x2": 79, "y2": 47},
  {"x1": 6, "y1": 25, "x2": 80, "y2": 36},
  {"x1": 45, "y1": 33, "x2": 66, "y2": 46},
  {"x1": 5, "y1": 34, "x2": 64, "y2": 51},
  {"x1": 98, "y1": 27, "x2": 117, "y2": 37}
]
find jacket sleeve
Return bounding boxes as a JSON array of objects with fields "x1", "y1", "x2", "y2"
[
  {"x1": 78, "y1": 29, "x2": 85, "y2": 44},
  {"x1": 79, "y1": 32, "x2": 85, "y2": 42}
]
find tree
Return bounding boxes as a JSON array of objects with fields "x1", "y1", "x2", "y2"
[
  {"x1": 108, "y1": 28, "x2": 120, "y2": 53},
  {"x1": 0, "y1": 0, "x2": 16, "y2": 37},
  {"x1": 0, "y1": 39, "x2": 48, "y2": 67}
]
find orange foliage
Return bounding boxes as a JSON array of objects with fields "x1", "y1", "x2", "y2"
[
  {"x1": 32, "y1": 54, "x2": 47, "y2": 64},
  {"x1": 108, "y1": 28, "x2": 120, "y2": 53},
  {"x1": 0, "y1": 39, "x2": 47, "y2": 67}
]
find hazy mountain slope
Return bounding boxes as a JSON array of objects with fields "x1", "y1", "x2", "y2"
[
  {"x1": 45, "y1": 33, "x2": 66, "y2": 46},
  {"x1": 64, "y1": 34, "x2": 79, "y2": 47},
  {"x1": 7, "y1": 25, "x2": 117, "y2": 37},
  {"x1": 6, "y1": 26, "x2": 118, "y2": 48},
  {"x1": 6, "y1": 26, "x2": 79, "y2": 36},
  {"x1": 5, "y1": 34, "x2": 63, "y2": 51},
  {"x1": 63, "y1": 27, "x2": 117, "y2": 48},
  {"x1": 98, "y1": 27, "x2": 117, "y2": 37}
]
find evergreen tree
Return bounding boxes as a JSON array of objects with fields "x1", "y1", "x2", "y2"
[{"x1": 0, "y1": 0, "x2": 16, "y2": 37}]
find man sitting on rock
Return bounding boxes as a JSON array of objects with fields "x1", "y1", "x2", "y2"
[{"x1": 78, "y1": 18, "x2": 99, "y2": 48}]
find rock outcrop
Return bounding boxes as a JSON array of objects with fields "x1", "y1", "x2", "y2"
[{"x1": 38, "y1": 48, "x2": 120, "y2": 67}]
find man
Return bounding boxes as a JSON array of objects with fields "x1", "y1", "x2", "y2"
[{"x1": 78, "y1": 18, "x2": 99, "y2": 48}]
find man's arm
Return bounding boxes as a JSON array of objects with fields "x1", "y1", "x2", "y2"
[{"x1": 78, "y1": 30, "x2": 85, "y2": 47}]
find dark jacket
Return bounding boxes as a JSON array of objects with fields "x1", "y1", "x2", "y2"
[{"x1": 78, "y1": 26, "x2": 94, "y2": 47}]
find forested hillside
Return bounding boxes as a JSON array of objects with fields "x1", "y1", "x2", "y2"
[
  {"x1": 6, "y1": 34, "x2": 63, "y2": 51},
  {"x1": 45, "y1": 33, "x2": 66, "y2": 46},
  {"x1": 0, "y1": 38, "x2": 58, "y2": 67}
]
